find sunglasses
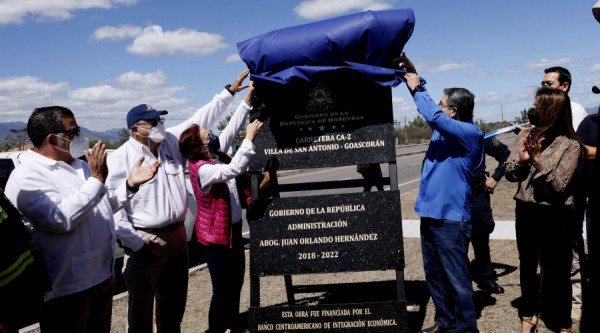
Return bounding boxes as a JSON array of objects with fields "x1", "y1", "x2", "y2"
[
  {"x1": 55, "y1": 126, "x2": 81, "y2": 137},
  {"x1": 136, "y1": 117, "x2": 165, "y2": 127}
]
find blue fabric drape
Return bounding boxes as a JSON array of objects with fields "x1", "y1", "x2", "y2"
[{"x1": 237, "y1": 9, "x2": 417, "y2": 87}]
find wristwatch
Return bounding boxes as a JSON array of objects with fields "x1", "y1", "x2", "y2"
[
  {"x1": 225, "y1": 84, "x2": 235, "y2": 96},
  {"x1": 126, "y1": 180, "x2": 139, "y2": 193},
  {"x1": 413, "y1": 84, "x2": 425, "y2": 92}
]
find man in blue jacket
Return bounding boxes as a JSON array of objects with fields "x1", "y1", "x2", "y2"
[{"x1": 401, "y1": 53, "x2": 483, "y2": 333}]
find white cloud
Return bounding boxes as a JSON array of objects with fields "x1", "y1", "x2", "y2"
[
  {"x1": 92, "y1": 25, "x2": 143, "y2": 40},
  {"x1": 523, "y1": 57, "x2": 570, "y2": 70},
  {"x1": 501, "y1": 66, "x2": 517, "y2": 75},
  {"x1": 0, "y1": 76, "x2": 68, "y2": 96},
  {"x1": 0, "y1": 72, "x2": 194, "y2": 130},
  {"x1": 469, "y1": 71, "x2": 489, "y2": 79},
  {"x1": 590, "y1": 64, "x2": 600, "y2": 73},
  {"x1": 294, "y1": 0, "x2": 393, "y2": 20},
  {"x1": 391, "y1": 95, "x2": 419, "y2": 124},
  {"x1": 476, "y1": 91, "x2": 501, "y2": 104},
  {"x1": 391, "y1": 96, "x2": 409, "y2": 111},
  {"x1": 225, "y1": 53, "x2": 242, "y2": 64},
  {"x1": 69, "y1": 85, "x2": 130, "y2": 102},
  {"x1": 429, "y1": 62, "x2": 476, "y2": 73},
  {"x1": 116, "y1": 71, "x2": 166, "y2": 87},
  {"x1": 126, "y1": 25, "x2": 229, "y2": 57},
  {"x1": 0, "y1": 0, "x2": 137, "y2": 25},
  {"x1": 0, "y1": 76, "x2": 70, "y2": 122}
]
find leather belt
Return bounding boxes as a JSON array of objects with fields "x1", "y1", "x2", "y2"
[{"x1": 134, "y1": 221, "x2": 183, "y2": 233}]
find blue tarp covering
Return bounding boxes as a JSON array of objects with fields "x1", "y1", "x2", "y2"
[{"x1": 237, "y1": 9, "x2": 416, "y2": 87}]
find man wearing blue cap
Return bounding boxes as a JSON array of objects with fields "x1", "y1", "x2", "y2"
[{"x1": 106, "y1": 70, "x2": 252, "y2": 333}]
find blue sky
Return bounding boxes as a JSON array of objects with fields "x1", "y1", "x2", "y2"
[{"x1": 1, "y1": 0, "x2": 599, "y2": 131}]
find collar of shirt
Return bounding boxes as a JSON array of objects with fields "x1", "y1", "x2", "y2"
[
  {"x1": 25, "y1": 149, "x2": 86, "y2": 172},
  {"x1": 127, "y1": 138, "x2": 160, "y2": 166}
]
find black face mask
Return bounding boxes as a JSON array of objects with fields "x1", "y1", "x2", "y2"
[
  {"x1": 207, "y1": 133, "x2": 220, "y2": 153},
  {"x1": 527, "y1": 107, "x2": 540, "y2": 127}
]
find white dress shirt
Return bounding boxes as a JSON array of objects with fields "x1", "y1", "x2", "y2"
[
  {"x1": 571, "y1": 101, "x2": 588, "y2": 130},
  {"x1": 5, "y1": 150, "x2": 129, "y2": 301},
  {"x1": 106, "y1": 89, "x2": 238, "y2": 251}
]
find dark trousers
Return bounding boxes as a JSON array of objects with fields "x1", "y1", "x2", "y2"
[
  {"x1": 124, "y1": 222, "x2": 189, "y2": 333},
  {"x1": 515, "y1": 201, "x2": 574, "y2": 330},
  {"x1": 203, "y1": 222, "x2": 245, "y2": 333},
  {"x1": 420, "y1": 217, "x2": 478, "y2": 333},
  {"x1": 581, "y1": 196, "x2": 597, "y2": 333},
  {"x1": 39, "y1": 277, "x2": 115, "y2": 333},
  {"x1": 360, "y1": 163, "x2": 384, "y2": 192},
  {"x1": 470, "y1": 191, "x2": 497, "y2": 283}
]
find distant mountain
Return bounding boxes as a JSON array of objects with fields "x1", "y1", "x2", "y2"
[
  {"x1": 81, "y1": 127, "x2": 122, "y2": 141},
  {"x1": 0, "y1": 122, "x2": 122, "y2": 141},
  {"x1": 0, "y1": 122, "x2": 27, "y2": 136}
]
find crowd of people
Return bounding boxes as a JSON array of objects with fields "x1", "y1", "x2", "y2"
[
  {"x1": 0, "y1": 56, "x2": 598, "y2": 333},
  {"x1": 0, "y1": 70, "x2": 256, "y2": 333}
]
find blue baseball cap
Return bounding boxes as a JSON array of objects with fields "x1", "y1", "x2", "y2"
[{"x1": 127, "y1": 104, "x2": 168, "y2": 128}]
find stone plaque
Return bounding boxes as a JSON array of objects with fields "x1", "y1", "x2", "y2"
[
  {"x1": 248, "y1": 70, "x2": 396, "y2": 171},
  {"x1": 249, "y1": 191, "x2": 403, "y2": 276},
  {"x1": 249, "y1": 301, "x2": 408, "y2": 333}
]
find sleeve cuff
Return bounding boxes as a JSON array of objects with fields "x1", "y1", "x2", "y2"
[
  {"x1": 218, "y1": 89, "x2": 235, "y2": 102},
  {"x1": 128, "y1": 237, "x2": 145, "y2": 252},
  {"x1": 241, "y1": 101, "x2": 253, "y2": 111},
  {"x1": 82, "y1": 177, "x2": 107, "y2": 197}
]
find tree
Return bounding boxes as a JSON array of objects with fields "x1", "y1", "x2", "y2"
[
  {"x1": 88, "y1": 128, "x2": 130, "y2": 150},
  {"x1": 108, "y1": 128, "x2": 131, "y2": 149},
  {"x1": 217, "y1": 111, "x2": 234, "y2": 132},
  {"x1": 216, "y1": 110, "x2": 247, "y2": 154},
  {"x1": 118, "y1": 128, "x2": 130, "y2": 141},
  {"x1": 0, "y1": 127, "x2": 29, "y2": 151},
  {"x1": 408, "y1": 115, "x2": 428, "y2": 129},
  {"x1": 515, "y1": 108, "x2": 529, "y2": 124}
]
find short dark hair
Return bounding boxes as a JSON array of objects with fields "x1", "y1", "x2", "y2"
[
  {"x1": 544, "y1": 66, "x2": 572, "y2": 93},
  {"x1": 179, "y1": 124, "x2": 209, "y2": 161},
  {"x1": 444, "y1": 87, "x2": 475, "y2": 120},
  {"x1": 27, "y1": 106, "x2": 74, "y2": 147}
]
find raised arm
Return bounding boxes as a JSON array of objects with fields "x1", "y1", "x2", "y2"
[{"x1": 167, "y1": 69, "x2": 252, "y2": 138}]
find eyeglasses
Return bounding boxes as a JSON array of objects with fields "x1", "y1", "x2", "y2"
[
  {"x1": 55, "y1": 126, "x2": 80, "y2": 138},
  {"x1": 438, "y1": 101, "x2": 453, "y2": 109},
  {"x1": 136, "y1": 117, "x2": 165, "y2": 127}
]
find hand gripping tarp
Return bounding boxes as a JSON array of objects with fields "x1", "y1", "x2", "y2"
[{"x1": 237, "y1": 9, "x2": 415, "y2": 87}]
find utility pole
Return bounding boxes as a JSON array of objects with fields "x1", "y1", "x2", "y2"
[
  {"x1": 404, "y1": 114, "x2": 408, "y2": 144},
  {"x1": 501, "y1": 104, "x2": 504, "y2": 123}
]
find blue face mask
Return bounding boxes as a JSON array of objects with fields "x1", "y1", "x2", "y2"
[{"x1": 207, "y1": 132, "x2": 220, "y2": 153}]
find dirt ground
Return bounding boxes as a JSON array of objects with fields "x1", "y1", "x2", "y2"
[{"x1": 108, "y1": 162, "x2": 568, "y2": 333}]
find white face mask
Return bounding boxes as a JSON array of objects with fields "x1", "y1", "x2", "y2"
[
  {"x1": 53, "y1": 135, "x2": 89, "y2": 159},
  {"x1": 137, "y1": 123, "x2": 166, "y2": 143}
]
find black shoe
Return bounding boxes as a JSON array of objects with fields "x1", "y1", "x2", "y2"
[
  {"x1": 420, "y1": 324, "x2": 457, "y2": 333},
  {"x1": 477, "y1": 280, "x2": 505, "y2": 294}
]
